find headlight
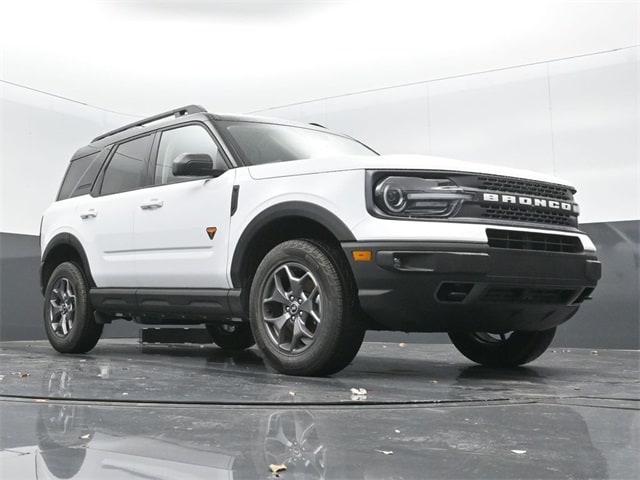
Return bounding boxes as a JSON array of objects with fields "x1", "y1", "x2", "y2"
[{"x1": 373, "y1": 176, "x2": 473, "y2": 218}]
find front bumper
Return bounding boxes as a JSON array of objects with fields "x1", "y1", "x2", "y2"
[{"x1": 342, "y1": 241, "x2": 601, "y2": 333}]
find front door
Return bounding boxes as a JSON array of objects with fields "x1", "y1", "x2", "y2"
[{"x1": 133, "y1": 123, "x2": 234, "y2": 289}]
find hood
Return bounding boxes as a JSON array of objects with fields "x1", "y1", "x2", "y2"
[{"x1": 247, "y1": 154, "x2": 574, "y2": 188}]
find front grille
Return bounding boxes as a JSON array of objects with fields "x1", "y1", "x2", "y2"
[
  {"x1": 450, "y1": 173, "x2": 579, "y2": 229},
  {"x1": 483, "y1": 287, "x2": 577, "y2": 304},
  {"x1": 486, "y1": 229, "x2": 583, "y2": 253},
  {"x1": 480, "y1": 204, "x2": 576, "y2": 227},
  {"x1": 477, "y1": 175, "x2": 574, "y2": 200}
]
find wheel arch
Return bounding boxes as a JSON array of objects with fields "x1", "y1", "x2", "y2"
[
  {"x1": 230, "y1": 202, "x2": 356, "y2": 290},
  {"x1": 40, "y1": 233, "x2": 96, "y2": 294}
]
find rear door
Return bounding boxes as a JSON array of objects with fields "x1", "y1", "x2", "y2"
[
  {"x1": 133, "y1": 123, "x2": 234, "y2": 289},
  {"x1": 79, "y1": 134, "x2": 154, "y2": 287}
]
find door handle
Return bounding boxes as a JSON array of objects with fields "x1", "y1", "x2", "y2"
[
  {"x1": 140, "y1": 199, "x2": 164, "y2": 210},
  {"x1": 80, "y1": 208, "x2": 98, "y2": 219}
]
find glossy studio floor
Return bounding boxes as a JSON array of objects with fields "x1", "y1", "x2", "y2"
[{"x1": 0, "y1": 337, "x2": 638, "y2": 479}]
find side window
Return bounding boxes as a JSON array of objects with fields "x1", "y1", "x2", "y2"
[
  {"x1": 57, "y1": 152, "x2": 100, "y2": 200},
  {"x1": 155, "y1": 124, "x2": 222, "y2": 185},
  {"x1": 101, "y1": 135, "x2": 153, "y2": 195}
]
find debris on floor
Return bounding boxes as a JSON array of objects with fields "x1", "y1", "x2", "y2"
[
  {"x1": 375, "y1": 449, "x2": 394, "y2": 455},
  {"x1": 350, "y1": 387, "x2": 368, "y2": 400},
  {"x1": 269, "y1": 463, "x2": 287, "y2": 473}
]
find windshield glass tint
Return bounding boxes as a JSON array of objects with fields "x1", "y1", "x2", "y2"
[{"x1": 220, "y1": 121, "x2": 377, "y2": 165}]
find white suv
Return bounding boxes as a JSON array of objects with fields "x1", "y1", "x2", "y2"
[{"x1": 40, "y1": 105, "x2": 601, "y2": 375}]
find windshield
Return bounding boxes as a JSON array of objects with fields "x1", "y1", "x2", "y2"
[{"x1": 218, "y1": 121, "x2": 378, "y2": 165}]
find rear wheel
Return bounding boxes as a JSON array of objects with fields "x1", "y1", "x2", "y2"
[
  {"x1": 249, "y1": 239, "x2": 365, "y2": 376},
  {"x1": 206, "y1": 323, "x2": 255, "y2": 350},
  {"x1": 448, "y1": 328, "x2": 556, "y2": 367},
  {"x1": 43, "y1": 262, "x2": 103, "y2": 353}
]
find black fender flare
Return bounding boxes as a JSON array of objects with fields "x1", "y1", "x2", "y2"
[
  {"x1": 229, "y1": 201, "x2": 356, "y2": 287},
  {"x1": 40, "y1": 233, "x2": 96, "y2": 293}
]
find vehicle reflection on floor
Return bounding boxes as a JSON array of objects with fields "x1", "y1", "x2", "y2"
[
  {"x1": 33, "y1": 363, "x2": 329, "y2": 479},
  {"x1": 24, "y1": 364, "x2": 615, "y2": 479},
  {"x1": 0, "y1": 341, "x2": 637, "y2": 479}
]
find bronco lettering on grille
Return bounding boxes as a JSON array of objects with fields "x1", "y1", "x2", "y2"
[{"x1": 482, "y1": 193, "x2": 579, "y2": 214}]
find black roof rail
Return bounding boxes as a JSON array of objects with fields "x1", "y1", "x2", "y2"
[
  {"x1": 309, "y1": 122, "x2": 327, "y2": 128},
  {"x1": 92, "y1": 105, "x2": 208, "y2": 143}
]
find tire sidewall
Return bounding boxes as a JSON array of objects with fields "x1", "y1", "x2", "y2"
[
  {"x1": 43, "y1": 262, "x2": 96, "y2": 353},
  {"x1": 249, "y1": 241, "x2": 346, "y2": 374}
]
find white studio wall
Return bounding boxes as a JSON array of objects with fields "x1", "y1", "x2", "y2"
[
  {"x1": 253, "y1": 47, "x2": 639, "y2": 225},
  {"x1": 0, "y1": 82, "x2": 137, "y2": 236}
]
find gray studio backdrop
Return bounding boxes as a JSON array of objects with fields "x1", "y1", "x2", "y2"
[{"x1": 1, "y1": 47, "x2": 638, "y2": 347}]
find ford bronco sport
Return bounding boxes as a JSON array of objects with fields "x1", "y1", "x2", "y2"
[{"x1": 40, "y1": 105, "x2": 601, "y2": 375}]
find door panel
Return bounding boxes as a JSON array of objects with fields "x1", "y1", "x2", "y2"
[
  {"x1": 134, "y1": 172, "x2": 235, "y2": 288},
  {"x1": 78, "y1": 190, "x2": 138, "y2": 287}
]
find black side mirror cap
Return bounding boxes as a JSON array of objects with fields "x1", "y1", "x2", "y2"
[{"x1": 172, "y1": 153, "x2": 226, "y2": 177}]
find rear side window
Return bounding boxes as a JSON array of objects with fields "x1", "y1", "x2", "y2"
[
  {"x1": 57, "y1": 152, "x2": 101, "y2": 200},
  {"x1": 101, "y1": 135, "x2": 153, "y2": 195}
]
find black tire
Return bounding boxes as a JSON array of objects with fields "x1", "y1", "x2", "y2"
[
  {"x1": 206, "y1": 323, "x2": 255, "y2": 350},
  {"x1": 448, "y1": 328, "x2": 556, "y2": 367},
  {"x1": 249, "y1": 239, "x2": 365, "y2": 376},
  {"x1": 43, "y1": 262, "x2": 103, "y2": 354}
]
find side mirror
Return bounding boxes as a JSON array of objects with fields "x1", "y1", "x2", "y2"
[{"x1": 172, "y1": 153, "x2": 226, "y2": 177}]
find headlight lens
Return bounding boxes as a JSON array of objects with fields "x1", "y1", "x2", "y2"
[
  {"x1": 373, "y1": 176, "x2": 472, "y2": 218},
  {"x1": 379, "y1": 183, "x2": 407, "y2": 212}
]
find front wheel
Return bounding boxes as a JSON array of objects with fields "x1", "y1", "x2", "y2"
[
  {"x1": 448, "y1": 328, "x2": 556, "y2": 367},
  {"x1": 249, "y1": 239, "x2": 365, "y2": 376},
  {"x1": 43, "y1": 262, "x2": 103, "y2": 354}
]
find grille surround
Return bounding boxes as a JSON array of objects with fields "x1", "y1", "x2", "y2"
[{"x1": 452, "y1": 173, "x2": 579, "y2": 229}]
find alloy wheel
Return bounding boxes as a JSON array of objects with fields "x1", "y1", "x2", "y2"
[
  {"x1": 48, "y1": 277, "x2": 76, "y2": 338},
  {"x1": 259, "y1": 263, "x2": 323, "y2": 354}
]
